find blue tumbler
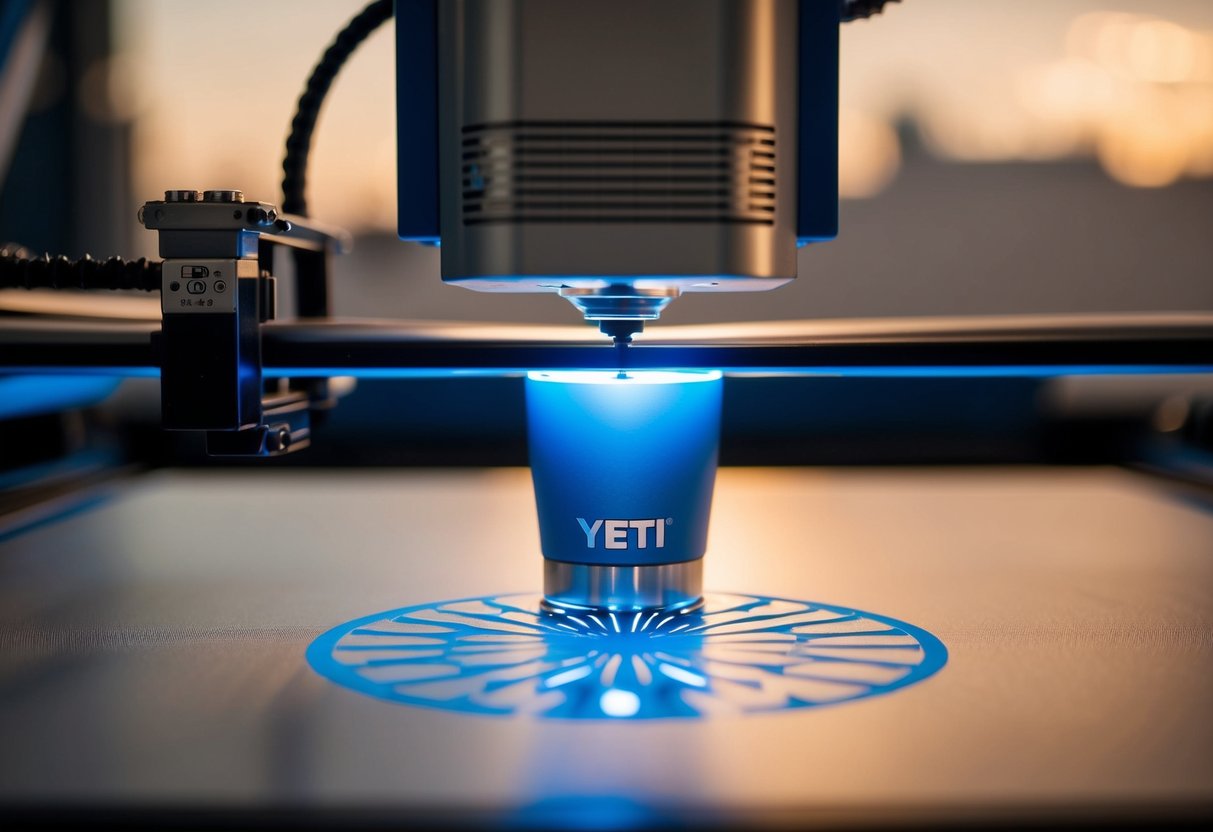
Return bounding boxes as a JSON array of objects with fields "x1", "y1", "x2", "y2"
[{"x1": 526, "y1": 370, "x2": 723, "y2": 612}]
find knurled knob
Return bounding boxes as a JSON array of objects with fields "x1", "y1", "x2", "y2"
[{"x1": 202, "y1": 190, "x2": 245, "y2": 203}]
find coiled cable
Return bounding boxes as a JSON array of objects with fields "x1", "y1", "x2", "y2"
[
  {"x1": 280, "y1": 0, "x2": 394, "y2": 217},
  {"x1": 842, "y1": 0, "x2": 901, "y2": 22}
]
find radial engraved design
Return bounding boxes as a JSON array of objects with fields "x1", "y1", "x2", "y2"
[{"x1": 307, "y1": 593, "x2": 947, "y2": 719}]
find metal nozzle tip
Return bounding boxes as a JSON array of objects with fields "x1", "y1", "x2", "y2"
[
  {"x1": 598, "y1": 319, "x2": 644, "y2": 344},
  {"x1": 597, "y1": 320, "x2": 641, "y2": 374}
]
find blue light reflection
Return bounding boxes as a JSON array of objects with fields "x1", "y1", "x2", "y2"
[
  {"x1": 6, "y1": 365, "x2": 1209, "y2": 380},
  {"x1": 307, "y1": 593, "x2": 948, "y2": 720},
  {"x1": 272, "y1": 364, "x2": 1212, "y2": 379},
  {"x1": 0, "y1": 376, "x2": 122, "y2": 420}
]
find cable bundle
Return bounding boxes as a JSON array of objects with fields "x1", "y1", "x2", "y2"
[{"x1": 0, "y1": 245, "x2": 161, "y2": 291}]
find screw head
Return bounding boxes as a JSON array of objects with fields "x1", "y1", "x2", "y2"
[{"x1": 266, "y1": 428, "x2": 291, "y2": 453}]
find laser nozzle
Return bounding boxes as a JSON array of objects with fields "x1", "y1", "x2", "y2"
[
  {"x1": 598, "y1": 319, "x2": 644, "y2": 346},
  {"x1": 598, "y1": 320, "x2": 642, "y2": 373}
]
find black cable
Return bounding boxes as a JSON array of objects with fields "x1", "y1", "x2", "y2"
[
  {"x1": 842, "y1": 0, "x2": 901, "y2": 22},
  {"x1": 0, "y1": 246, "x2": 161, "y2": 291},
  {"x1": 281, "y1": 0, "x2": 394, "y2": 217}
]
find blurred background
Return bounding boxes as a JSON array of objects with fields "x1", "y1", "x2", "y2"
[
  {"x1": 2, "y1": 0, "x2": 1212, "y2": 474},
  {"x1": 2, "y1": 0, "x2": 1211, "y2": 326}
]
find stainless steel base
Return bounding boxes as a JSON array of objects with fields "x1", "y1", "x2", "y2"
[{"x1": 542, "y1": 560, "x2": 704, "y2": 612}]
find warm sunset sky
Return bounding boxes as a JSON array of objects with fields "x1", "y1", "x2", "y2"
[{"x1": 108, "y1": 0, "x2": 1213, "y2": 232}]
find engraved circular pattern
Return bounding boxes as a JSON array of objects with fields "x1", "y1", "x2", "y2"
[{"x1": 307, "y1": 593, "x2": 947, "y2": 719}]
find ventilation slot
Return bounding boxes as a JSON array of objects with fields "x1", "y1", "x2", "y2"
[{"x1": 460, "y1": 122, "x2": 776, "y2": 226}]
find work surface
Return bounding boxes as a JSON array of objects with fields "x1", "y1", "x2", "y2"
[{"x1": 1, "y1": 467, "x2": 1211, "y2": 827}]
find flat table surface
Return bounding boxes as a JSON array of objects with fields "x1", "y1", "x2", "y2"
[{"x1": 1, "y1": 467, "x2": 1211, "y2": 826}]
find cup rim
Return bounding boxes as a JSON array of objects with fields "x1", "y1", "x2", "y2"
[{"x1": 526, "y1": 370, "x2": 723, "y2": 385}]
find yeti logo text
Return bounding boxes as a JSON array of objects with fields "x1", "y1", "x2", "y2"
[{"x1": 577, "y1": 518, "x2": 667, "y2": 549}]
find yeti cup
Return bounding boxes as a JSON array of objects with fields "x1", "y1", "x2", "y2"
[{"x1": 525, "y1": 370, "x2": 723, "y2": 611}]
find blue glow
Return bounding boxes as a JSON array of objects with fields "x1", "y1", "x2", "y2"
[
  {"x1": 6, "y1": 365, "x2": 1209, "y2": 380},
  {"x1": 0, "y1": 376, "x2": 122, "y2": 420},
  {"x1": 512, "y1": 796, "x2": 662, "y2": 831},
  {"x1": 599, "y1": 688, "x2": 641, "y2": 717},
  {"x1": 527, "y1": 370, "x2": 722, "y2": 385},
  {"x1": 656, "y1": 662, "x2": 707, "y2": 688},
  {"x1": 715, "y1": 365, "x2": 1213, "y2": 378},
  {"x1": 306, "y1": 593, "x2": 949, "y2": 720},
  {"x1": 526, "y1": 370, "x2": 721, "y2": 567},
  {"x1": 545, "y1": 665, "x2": 595, "y2": 688},
  {"x1": 257, "y1": 364, "x2": 1213, "y2": 379},
  {"x1": 3, "y1": 367, "x2": 160, "y2": 378}
]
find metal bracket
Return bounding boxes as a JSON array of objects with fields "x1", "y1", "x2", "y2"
[{"x1": 140, "y1": 189, "x2": 348, "y2": 457}]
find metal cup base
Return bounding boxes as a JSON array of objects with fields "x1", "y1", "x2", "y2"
[{"x1": 542, "y1": 559, "x2": 704, "y2": 613}]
